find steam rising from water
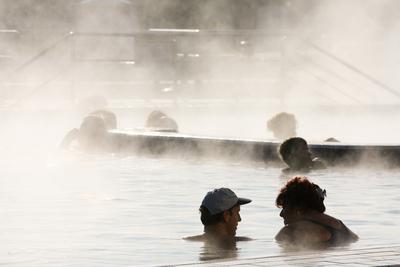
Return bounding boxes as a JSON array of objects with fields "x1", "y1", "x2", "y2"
[
  {"x1": 1, "y1": 3, "x2": 400, "y2": 265},
  {"x1": 0, "y1": 0, "x2": 400, "y2": 144}
]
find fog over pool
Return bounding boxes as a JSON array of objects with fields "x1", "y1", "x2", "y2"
[
  {"x1": 1, "y1": 148, "x2": 399, "y2": 266},
  {"x1": 1, "y1": 0, "x2": 400, "y2": 266},
  {"x1": 0, "y1": 111, "x2": 399, "y2": 266}
]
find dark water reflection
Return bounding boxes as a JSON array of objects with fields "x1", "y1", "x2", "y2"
[{"x1": 198, "y1": 241, "x2": 238, "y2": 261}]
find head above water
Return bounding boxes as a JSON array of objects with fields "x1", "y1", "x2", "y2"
[
  {"x1": 276, "y1": 176, "x2": 326, "y2": 214},
  {"x1": 146, "y1": 110, "x2": 167, "y2": 127},
  {"x1": 279, "y1": 137, "x2": 313, "y2": 170},
  {"x1": 267, "y1": 112, "x2": 297, "y2": 140},
  {"x1": 145, "y1": 110, "x2": 178, "y2": 132},
  {"x1": 201, "y1": 188, "x2": 251, "y2": 216},
  {"x1": 79, "y1": 115, "x2": 107, "y2": 147},
  {"x1": 157, "y1": 116, "x2": 178, "y2": 132},
  {"x1": 200, "y1": 188, "x2": 251, "y2": 237},
  {"x1": 89, "y1": 109, "x2": 117, "y2": 130}
]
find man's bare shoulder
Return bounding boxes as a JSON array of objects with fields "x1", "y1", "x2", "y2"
[
  {"x1": 276, "y1": 221, "x2": 331, "y2": 243},
  {"x1": 183, "y1": 234, "x2": 205, "y2": 241}
]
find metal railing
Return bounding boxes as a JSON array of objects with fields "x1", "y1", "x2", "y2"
[{"x1": 1, "y1": 29, "x2": 398, "y2": 108}]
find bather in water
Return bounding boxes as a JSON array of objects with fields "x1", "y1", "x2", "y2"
[
  {"x1": 275, "y1": 176, "x2": 358, "y2": 249},
  {"x1": 60, "y1": 109, "x2": 117, "y2": 152},
  {"x1": 184, "y1": 188, "x2": 252, "y2": 260},
  {"x1": 60, "y1": 115, "x2": 110, "y2": 152},
  {"x1": 279, "y1": 137, "x2": 326, "y2": 174},
  {"x1": 267, "y1": 112, "x2": 297, "y2": 140},
  {"x1": 89, "y1": 109, "x2": 117, "y2": 130},
  {"x1": 145, "y1": 110, "x2": 178, "y2": 133}
]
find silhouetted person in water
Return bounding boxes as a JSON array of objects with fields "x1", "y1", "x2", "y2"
[
  {"x1": 275, "y1": 176, "x2": 358, "y2": 249},
  {"x1": 267, "y1": 112, "x2": 297, "y2": 140},
  {"x1": 89, "y1": 109, "x2": 117, "y2": 130},
  {"x1": 60, "y1": 109, "x2": 117, "y2": 151},
  {"x1": 60, "y1": 115, "x2": 108, "y2": 151},
  {"x1": 324, "y1": 137, "x2": 339, "y2": 142},
  {"x1": 145, "y1": 110, "x2": 178, "y2": 132},
  {"x1": 184, "y1": 188, "x2": 252, "y2": 260},
  {"x1": 279, "y1": 137, "x2": 326, "y2": 173}
]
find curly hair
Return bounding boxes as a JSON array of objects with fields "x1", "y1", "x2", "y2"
[{"x1": 276, "y1": 176, "x2": 326, "y2": 213}]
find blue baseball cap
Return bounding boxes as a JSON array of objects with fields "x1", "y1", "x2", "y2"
[{"x1": 201, "y1": 188, "x2": 252, "y2": 215}]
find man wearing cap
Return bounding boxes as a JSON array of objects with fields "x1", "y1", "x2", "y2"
[{"x1": 185, "y1": 188, "x2": 252, "y2": 244}]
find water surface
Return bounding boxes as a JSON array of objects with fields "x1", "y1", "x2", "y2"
[
  {"x1": 0, "y1": 110, "x2": 399, "y2": 266},
  {"x1": 1, "y1": 151, "x2": 399, "y2": 266}
]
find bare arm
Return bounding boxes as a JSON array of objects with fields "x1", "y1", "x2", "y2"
[{"x1": 59, "y1": 128, "x2": 79, "y2": 149}]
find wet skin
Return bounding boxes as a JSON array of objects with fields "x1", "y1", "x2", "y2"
[
  {"x1": 225, "y1": 205, "x2": 241, "y2": 236},
  {"x1": 280, "y1": 206, "x2": 303, "y2": 225}
]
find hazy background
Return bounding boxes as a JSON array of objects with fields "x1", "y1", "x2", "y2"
[
  {"x1": 1, "y1": 2, "x2": 400, "y2": 266},
  {"x1": 0, "y1": 0, "x2": 400, "y2": 145}
]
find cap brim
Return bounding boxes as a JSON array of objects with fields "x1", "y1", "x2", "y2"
[{"x1": 237, "y1": 197, "x2": 252, "y2": 205}]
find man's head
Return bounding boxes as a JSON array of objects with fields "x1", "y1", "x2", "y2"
[
  {"x1": 199, "y1": 188, "x2": 251, "y2": 237},
  {"x1": 279, "y1": 137, "x2": 313, "y2": 170}
]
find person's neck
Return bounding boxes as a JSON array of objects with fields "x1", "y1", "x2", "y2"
[{"x1": 204, "y1": 224, "x2": 231, "y2": 238}]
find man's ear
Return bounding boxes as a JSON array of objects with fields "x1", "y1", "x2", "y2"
[{"x1": 223, "y1": 210, "x2": 230, "y2": 223}]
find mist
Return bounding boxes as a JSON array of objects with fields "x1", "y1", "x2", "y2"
[
  {"x1": 1, "y1": 2, "x2": 400, "y2": 266},
  {"x1": 1, "y1": 0, "x2": 400, "y2": 151}
]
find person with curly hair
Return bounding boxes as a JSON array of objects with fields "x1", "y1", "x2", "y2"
[{"x1": 275, "y1": 176, "x2": 358, "y2": 248}]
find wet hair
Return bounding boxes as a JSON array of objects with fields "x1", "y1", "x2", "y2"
[
  {"x1": 146, "y1": 110, "x2": 167, "y2": 127},
  {"x1": 279, "y1": 137, "x2": 308, "y2": 164},
  {"x1": 276, "y1": 176, "x2": 326, "y2": 213},
  {"x1": 199, "y1": 204, "x2": 237, "y2": 226},
  {"x1": 157, "y1": 116, "x2": 178, "y2": 132}
]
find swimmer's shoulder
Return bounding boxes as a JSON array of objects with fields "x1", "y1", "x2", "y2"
[
  {"x1": 183, "y1": 234, "x2": 206, "y2": 241},
  {"x1": 295, "y1": 220, "x2": 332, "y2": 242},
  {"x1": 276, "y1": 221, "x2": 331, "y2": 243}
]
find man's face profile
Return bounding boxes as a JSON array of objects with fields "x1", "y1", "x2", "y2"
[{"x1": 224, "y1": 205, "x2": 241, "y2": 236}]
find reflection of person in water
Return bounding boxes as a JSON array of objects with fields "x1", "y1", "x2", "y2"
[
  {"x1": 145, "y1": 110, "x2": 178, "y2": 132},
  {"x1": 275, "y1": 176, "x2": 358, "y2": 249},
  {"x1": 267, "y1": 112, "x2": 297, "y2": 140},
  {"x1": 184, "y1": 188, "x2": 252, "y2": 260},
  {"x1": 279, "y1": 137, "x2": 326, "y2": 174},
  {"x1": 60, "y1": 115, "x2": 109, "y2": 151}
]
